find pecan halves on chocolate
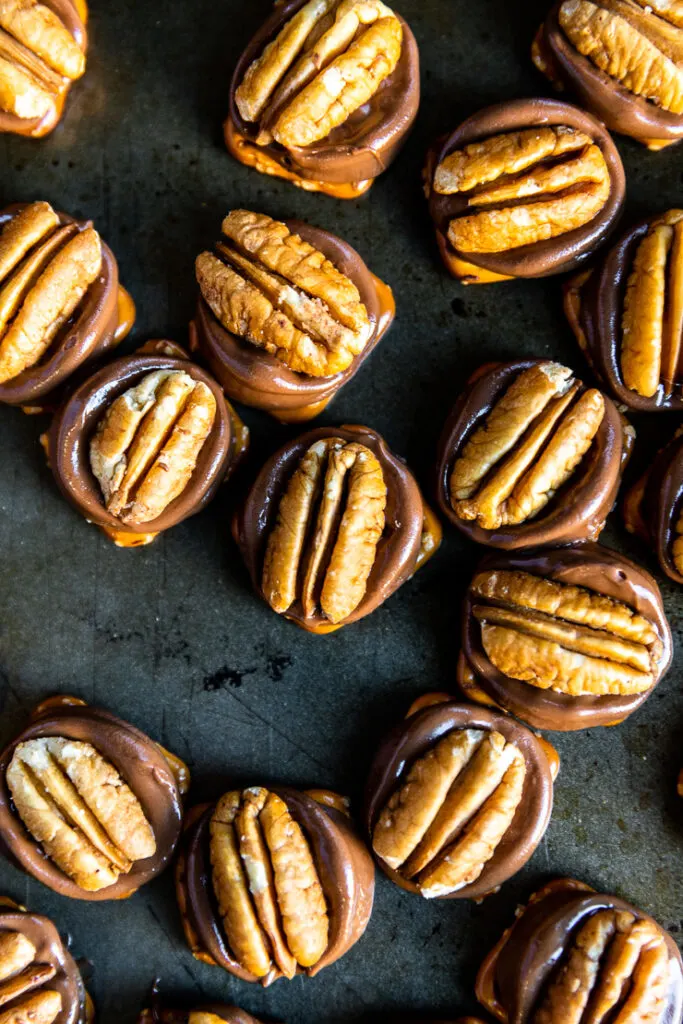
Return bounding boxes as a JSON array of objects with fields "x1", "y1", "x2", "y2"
[
  {"x1": 235, "y1": 0, "x2": 403, "y2": 148},
  {"x1": 262, "y1": 438, "x2": 387, "y2": 624},
  {"x1": 372, "y1": 728, "x2": 526, "y2": 897},
  {"x1": 6, "y1": 737, "x2": 156, "y2": 892},
  {"x1": 621, "y1": 210, "x2": 683, "y2": 398},
  {"x1": 0, "y1": 930, "x2": 62, "y2": 1024},
  {"x1": 196, "y1": 211, "x2": 371, "y2": 378},
  {"x1": 0, "y1": 0, "x2": 84, "y2": 79},
  {"x1": 559, "y1": 0, "x2": 683, "y2": 114},
  {"x1": 89, "y1": 370, "x2": 217, "y2": 525},
  {"x1": 0, "y1": 991, "x2": 63, "y2": 1024},
  {"x1": 0, "y1": 223, "x2": 102, "y2": 385},
  {"x1": 472, "y1": 569, "x2": 661, "y2": 696}
]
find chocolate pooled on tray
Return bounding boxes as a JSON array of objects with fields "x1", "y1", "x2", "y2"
[
  {"x1": 233, "y1": 424, "x2": 442, "y2": 633},
  {"x1": 532, "y1": 1, "x2": 683, "y2": 151},
  {"x1": 424, "y1": 98, "x2": 625, "y2": 285},
  {"x1": 565, "y1": 208, "x2": 683, "y2": 411},
  {"x1": 175, "y1": 785, "x2": 374, "y2": 985},
  {"x1": 436, "y1": 359, "x2": 632, "y2": 549},
  {"x1": 191, "y1": 210, "x2": 394, "y2": 423},
  {"x1": 458, "y1": 543, "x2": 672, "y2": 732},
  {"x1": 475, "y1": 878, "x2": 683, "y2": 1023},
  {"x1": 46, "y1": 341, "x2": 249, "y2": 547},
  {"x1": 0, "y1": 0, "x2": 87, "y2": 137},
  {"x1": 224, "y1": 0, "x2": 420, "y2": 198},
  {"x1": 0, "y1": 696, "x2": 189, "y2": 900},
  {"x1": 365, "y1": 693, "x2": 557, "y2": 900},
  {"x1": 0, "y1": 201, "x2": 135, "y2": 411}
]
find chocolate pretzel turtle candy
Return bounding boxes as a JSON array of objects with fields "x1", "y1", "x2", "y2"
[
  {"x1": 175, "y1": 785, "x2": 374, "y2": 986},
  {"x1": 436, "y1": 359, "x2": 632, "y2": 549},
  {"x1": 565, "y1": 209, "x2": 683, "y2": 411},
  {"x1": 623, "y1": 427, "x2": 683, "y2": 583},
  {"x1": 224, "y1": 0, "x2": 419, "y2": 198},
  {"x1": 533, "y1": 1, "x2": 683, "y2": 151},
  {"x1": 459, "y1": 543, "x2": 672, "y2": 731},
  {"x1": 191, "y1": 209, "x2": 395, "y2": 423},
  {"x1": 424, "y1": 98, "x2": 625, "y2": 285},
  {"x1": 233, "y1": 424, "x2": 442, "y2": 633},
  {"x1": 475, "y1": 878, "x2": 683, "y2": 1023},
  {"x1": 0, "y1": 202, "x2": 135, "y2": 411},
  {"x1": 0, "y1": 696, "x2": 189, "y2": 900},
  {"x1": 139, "y1": 1000, "x2": 262, "y2": 1024},
  {"x1": 0, "y1": 0, "x2": 87, "y2": 137},
  {"x1": 46, "y1": 343, "x2": 249, "y2": 547},
  {"x1": 0, "y1": 896, "x2": 94, "y2": 1024},
  {"x1": 365, "y1": 694, "x2": 557, "y2": 900}
]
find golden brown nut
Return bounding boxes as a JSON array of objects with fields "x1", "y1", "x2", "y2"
[
  {"x1": 196, "y1": 210, "x2": 371, "y2": 378},
  {"x1": 434, "y1": 124, "x2": 611, "y2": 255},
  {"x1": 0, "y1": 0, "x2": 86, "y2": 135},
  {"x1": 209, "y1": 787, "x2": 329, "y2": 982},
  {"x1": 89, "y1": 369, "x2": 217, "y2": 526},
  {"x1": 261, "y1": 437, "x2": 387, "y2": 624},
  {"x1": 235, "y1": 0, "x2": 403, "y2": 149},
  {"x1": 6, "y1": 736, "x2": 156, "y2": 893}
]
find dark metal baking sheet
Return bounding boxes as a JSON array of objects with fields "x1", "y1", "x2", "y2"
[{"x1": 1, "y1": 0, "x2": 682, "y2": 1020}]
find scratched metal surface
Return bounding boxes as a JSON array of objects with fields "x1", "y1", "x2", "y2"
[{"x1": 0, "y1": 0, "x2": 682, "y2": 1020}]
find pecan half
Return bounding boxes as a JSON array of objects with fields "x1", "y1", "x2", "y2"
[
  {"x1": 209, "y1": 787, "x2": 329, "y2": 981},
  {"x1": 262, "y1": 437, "x2": 387, "y2": 624},
  {"x1": 89, "y1": 369, "x2": 217, "y2": 525},
  {"x1": 534, "y1": 911, "x2": 669, "y2": 1024},
  {"x1": 450, "y1": 363, "x2": 605, "y2": 530},
  {"x1": 434, "y1": 125, "x2": 611, "y2": 254},
  {"x1": 0, "y1": 930, "x2": 61, "y2": 1024},
  {"x1": 621, "y1": 210, "x2": 683, "y2": 398},
  {"x1": 559, "y1": 0, "x2": 683, "y2": 114},
  {"x1": 0, "y1": 202, "x2": 102, "y2": 384},
  {"x1": 196, "y1": 210, "x2": 371, "y2": 377},
  {"x1": 472, "y1": 569, "x2": 662, "y2": 696},
  {"x1": 0, "y1": 0, "x2": 84, "y2": 121},
  {"x1": 372, "y1": 728, "x2": 525, "y2": 897},
  {"x1": 235, "y1": 0, "x2": 403, "y2": 148},
  {"x1": 6, "y1": 736, "x2": 156, "y2": 892}
]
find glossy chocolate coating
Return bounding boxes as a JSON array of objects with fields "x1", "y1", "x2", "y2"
[
  {"x1": 427, "y1": 98, "x2": 625, "y2": 279},
  {"x1": 628, "y1": 431, "x2": 683, "y2": 584},
  {"x1": 536, "y1": 1, "x2": 683, "y2": 148},
  {"x1": 177, "y1": 788, "x2": 375, "y2": 985},
  {"x1": 0, "y1": 205, "x2": 122, "y2": 406},
  {"x1": 226, "y1": 0, "x2": 419, "y2": 186},
  {"x1": 190, "y1": 220, "x2": 394, "y2": 420},
  {"x1": 233, "y1": 425, "x2": 425, "y2": 631},
  {"x1": 569, "y1": 214, "x2": 683, "y2": 411},
  {"x1": 435, "y1": 359, "x2": 628, "y2": 549},
  {"x1": 48, "y1": 354, "x2": 239, "y2": 539},
  {"x1": 487, "y1": 883, "x2": 683, "y2": 1023},
  {"x1": 0, "y1": 902, "x2": 88, "y2": 1024},
  {"x1": 140, "y1": 1000, "x2": 263, "y2": 1024},
  {"x1": 460, "y1": 543, "x2": 672, "y2": 731},
  {"x1": 0, "y1": 0, "x2": 86, "y2": 138},
  {"x1": 0, "y1": 702, "x2": 184, "y2": 900},
  {"x1": 364, "y1": 700, "x2": 554, "y2": 900}
]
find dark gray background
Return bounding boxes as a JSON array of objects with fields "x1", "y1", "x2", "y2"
[{"x1": 0, "y1": 0, "x2": 682, "y2": 1020}]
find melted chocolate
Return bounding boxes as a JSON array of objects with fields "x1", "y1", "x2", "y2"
[
  {"x1": 488, "y1": 883, "x2": 683, "y2": 1024},
  {"x1": 0, "y1": 903, "x2": 87, "y2": 1024},
  {"x1": 570, "y1": 214, "x2": 683, "y2": 411},
  {"x1": 460, "y1": 543, "x2": 672, "y2": 731},
  {"x1": 0, "y1": 703, "x2": 184, "y2": 900},
  {"x1": 191, "y1": 220, "x2": 394, "y2": 420},
  {"x1": 233, "y1": 425, "x2": 425, "y2": 631},
  {"x1": 0, "y1": 204, "x2": 125, "y2": 406},
  {"x1": 627, "y1": 431, "x2": 683, "y2": 584},
  {"x1": 435, "y1": 359, "x2": 628, "y2": 549},
  {"x1": 0, "y1": 0, "x2": 87, "y2": 138},
  {"x1": 176, "y1": 788, "x2": 375, "y2": 985},
  {"x1": 427, "y1": 98, "x2": 625, "y2": 279},
  {"x1": 226, "y1": 0, "x2": 419, "y2": 186},
  {"x1": 48, "y1": 354, "x2": 242, "y2": 538},
  {"x1": 364, "y1": 700, "x2": 555, "y2": 900},
  {"x1": 142, "y1": 993, "x2": 263, "y2": 1024},
  {"x1": 537, "y1": 2, "x2": 683, "y2": 148}
]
